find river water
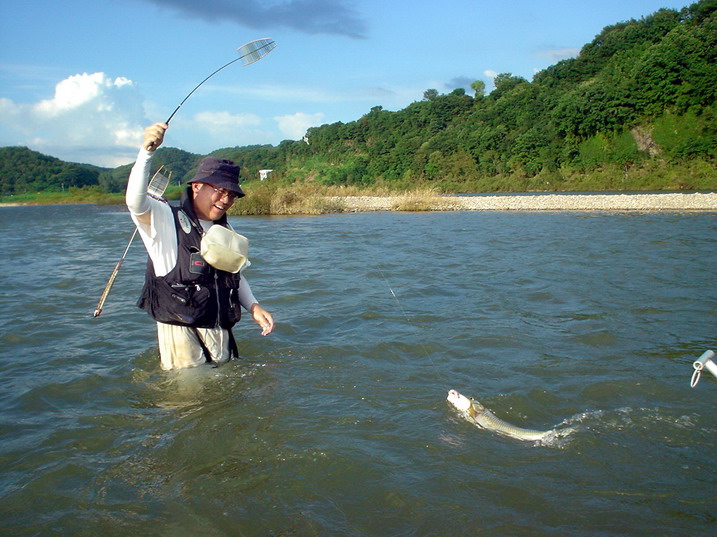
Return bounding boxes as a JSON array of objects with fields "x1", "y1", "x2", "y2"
[{"x1": 1, "y1": 204, "x2": 715, "y2": 536}]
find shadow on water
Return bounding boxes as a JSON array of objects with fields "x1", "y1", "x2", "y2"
[{"x1": 0, "y1": 206, "x2": 716, "y2": 536}]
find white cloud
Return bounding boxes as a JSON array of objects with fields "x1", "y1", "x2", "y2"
[
  {"x1": 164, "y1": 111, "x2": 276, "y2": 154},
  {"x1": 537, "y1": 47, "x2": 581, "y2": 61},
  {"x1": 193, "y1": 110, "x2": 262, "y2": 131},
  {"x1": 167, "y1": 110, "x2": 276, "y2": 152},
  {"x1": 274, "y1": 112, "x2": 325, "y2": 140},
  {"x1": 0, "y1": 72, "x2": 146, "y2": 167},
  {"x1": 483, "y1": 69, "x2": 499, "y2": 80},
  {"x1": 220, "y1": 82, "x2": 349, "y2": 104}
]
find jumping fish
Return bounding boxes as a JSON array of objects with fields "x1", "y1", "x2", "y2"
[{"x1": 447, "y1": 389, "x2": 567, "y2": 442}]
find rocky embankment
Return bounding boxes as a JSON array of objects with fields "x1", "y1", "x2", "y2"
[{"x1": 329, "y1": 192, "x2": 717, "y2": 212}]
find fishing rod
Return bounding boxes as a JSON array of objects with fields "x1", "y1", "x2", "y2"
[
  {"x1": 94, "y1": 38, "x2": 277, "y2": 316},
  {"x1": 93, "y1": 168, "x2": 170, "y2": 317},
  {"x1": 146, "y1": 37, "x2": 276, "y2": 150}
]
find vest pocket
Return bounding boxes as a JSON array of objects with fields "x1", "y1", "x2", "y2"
[{"x1": 149, "y1": 280, "x2": 217, "y2": 327}]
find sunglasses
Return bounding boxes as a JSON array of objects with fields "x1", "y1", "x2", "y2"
[{"x1": 209, "y1": 186, "x2": 239, "y2": 202}]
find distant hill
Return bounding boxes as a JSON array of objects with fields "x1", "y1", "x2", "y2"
[
  {"x1": 0, "y1": 145, "x2": 205, "y2": 196},
  {"x1": 2, "y1": 0, "x2": 715, "y2": 194},
  {"x1": 97, "y1": 147, "x2": 202, "y2": 193},
  {"x1": 0, "y1": 147, "x2": 107, "y2": 195}
]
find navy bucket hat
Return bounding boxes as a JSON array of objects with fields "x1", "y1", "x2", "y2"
[{"x1": 188, "y1": 157, "x2": 245, "y2": 198}]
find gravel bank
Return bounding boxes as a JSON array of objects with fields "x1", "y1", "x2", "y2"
[{"x1": 328, "y1": 192, "x2": 717, "y2": 212}]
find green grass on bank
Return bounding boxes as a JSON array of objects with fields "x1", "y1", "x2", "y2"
[
  {"x1": 0, "y1": 184, "x2": 184, "y2": 206},
  {"x1": 0, "y1": 186, "x2": 124, "y2": 206}
]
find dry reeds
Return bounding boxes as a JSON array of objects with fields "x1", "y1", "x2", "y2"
[{"x1": 228, "y1": 182, "x2": 446, "y2": 216}]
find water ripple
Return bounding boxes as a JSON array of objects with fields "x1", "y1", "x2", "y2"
[{"x1": 0, "y1": 207, "x2": 715, "y2": 536}]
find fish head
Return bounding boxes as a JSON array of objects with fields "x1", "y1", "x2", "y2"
[
  {"x1": 447, "y1": 389, "x2": 484, "y2": 418},
  {"x1": 447, "y1": 389, "x2": 472, "y2": 412}
]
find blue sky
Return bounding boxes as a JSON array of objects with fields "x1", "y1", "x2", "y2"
[{"x1": 0, "y1": 0, "x2": 693, "y2": 167}]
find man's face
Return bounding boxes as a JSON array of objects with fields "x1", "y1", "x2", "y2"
[{"x1": 191, "y1": 182, "x2": 237, "y2": 221}]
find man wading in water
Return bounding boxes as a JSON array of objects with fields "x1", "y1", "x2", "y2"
[{"x1": 126, "y1": 122, "x2": 274, "y2": 370}]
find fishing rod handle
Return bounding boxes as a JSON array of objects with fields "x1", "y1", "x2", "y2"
[{"x1": 93, "y1": 259, "x2": 123, "y2": 317}]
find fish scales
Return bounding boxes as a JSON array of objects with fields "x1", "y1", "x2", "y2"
[{"x1": 473, "y1": 407, "x2": 551, "y2": 442}]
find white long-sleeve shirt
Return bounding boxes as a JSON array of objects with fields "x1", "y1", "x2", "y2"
[{"x1": 126, "y1": 148, "x2": 258, "y2": 309}]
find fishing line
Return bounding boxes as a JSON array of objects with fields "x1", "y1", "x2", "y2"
[{"x1": 375, "y1": 264, "x2": 451, "y2": 384}]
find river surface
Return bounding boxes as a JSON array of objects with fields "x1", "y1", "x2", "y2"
[{"x1": 1, "y1": 204, "x2": 716, "y2": 537}]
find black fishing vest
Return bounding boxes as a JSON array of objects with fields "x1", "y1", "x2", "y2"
[{"x1": 137, "y1": 188, "x2": 243, "y2": 329}]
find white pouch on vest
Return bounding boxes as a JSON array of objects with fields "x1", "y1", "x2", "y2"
[{"x1": 200, "y1": 225, "x2": 249, "y2": 273}]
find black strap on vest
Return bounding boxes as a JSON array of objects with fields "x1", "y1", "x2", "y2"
[
  {"x1": 228, "y1": 329, "x2": 239, "y2": 359},
  {"x1": 192, "y1": 327, "x2": 214, "y2": 364},
  {"x1": 192, "y1": 327, "x2": 239, "y2": 366}
]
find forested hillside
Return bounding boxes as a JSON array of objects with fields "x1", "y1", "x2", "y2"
[
  {"x1": 0, "y1": 147, "x2": 106, "y2": 195},
  {"x1": 1, "y1": 0, "x2": 715, "y2": 196},
  {"x1": 241, "y1": 0, "x2": 715, "y2": 192}
]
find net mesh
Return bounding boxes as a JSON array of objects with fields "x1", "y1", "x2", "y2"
[
  {"x1": 238, "y1": 38, "x2": 277, "y2": 66},
  {"x1": 148, "y1": 172, "x2": 169, "y2": 197}
]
